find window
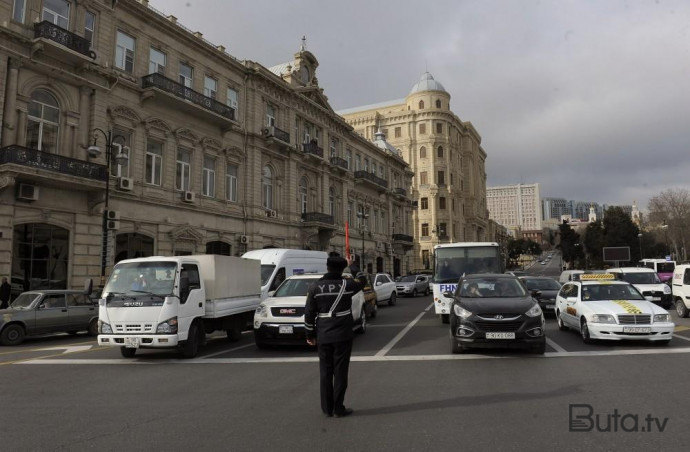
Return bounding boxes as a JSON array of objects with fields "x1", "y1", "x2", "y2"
[
  {"x1": 371, "y1": 162, "x2": 376, "y2": 175},
  {"x1": 437, "y1": 146, "x2": 444, "y2": 158},
  {"x1": 110, "y1": 130, "x2": 130, "y2": 177},
  {"x1": 206, "y1": 241, "x2": 231, "y2": 256},
  {"x1": 226, "y1": 88, "x2": 238, "y2": 114},
  {"x1": 12, "y1": 223, "x2": 69, "y2": 296},
  {"x1": 26, "y1": 90, "x2": 59, "y2": 153},
  {"x1": 381, "y1": 211, "x2": 386, "y2": 234},
  {"x1": 298, "y1": 177, "x2": 308, "y2": 214},
  {"x1": 84, "y1": 11, "x2": 96, "y2": 45},
  {"x1": 179, "y1": 63, "x2": 193, "y2": 87},
  {"x1": 262, "y1": 166, "x2": 273, "y2": 209},
  {"x1": 115, "y1": 30, "x2": 135, "y2": 73},
  {"x1": 450, "y1": 173, "x2": 453, "y2": 185},
  {"x1": 421, "y1": 223, "x2": 429, "y2": 236},
  {"x1": 420, "y1": 171, "x2": 428, "y2": 185},
  {"x1": 226, "y1": 164, "x2": 237, "y2": 202},
  {"x1": 176, "y1": 149, "x2": 191, "y2": 191},
  {"x1": 355, "y1": 154, "x2": 361, "y2": 171},
  {"x1": 421, "y1": 197, "x2": 428, "y2": 210},
  {"x1": 373, "y1": 210, "x2": 379, "y2": 233},
  {"x1": 266, "y1": 104, "x2": 275, "y2": 127},
  {"x1": 330, "y1": 138, "x2": 338, "y2": 158},
  {"x1": 438, "y1": 171, "x2": 445, "y2": 185},
  {"x1": 436, "y1": 99, "x2": 442, "y2": 109},
  {"x1": 302, "y1": 121, "x2": 312, "y2": 144},
  {"x1": 12, "y1": 0, "x2": 26, "y2": 23},
  {"x1": 43, "y1": 0, "x2": 69, "y2": 28},
  {"x1": 149, "y1": 48, "x2": 166, "y2": 75},
  {"x1": 202, "y1": 155, "x2": 216, "y2": 197},
  {"x1": 348, "y1": 201, "x2": 353, "y2": 227},
  {"x1": 329, "y1": 187, "x2": 335, "y2": 217},
  {"x1": 420, "y1": 146, "x2": 426, "y2": 158},
  {"x1": 439, "y1": 223, "x2": 447, "y2": 237},
  {"x1": 418, "y1": 100, "x2": 424, "y2": 109},
  {"x1": 436, "y1": 123, "x2": 443, "y2": 134},
  {"x1": 439, "y1": 197, "x2": 446, "y2": 210},
  {"x1": 394, "y1": 127, "x2": 401, "y2": 138},
  {"x1": 364, "y1": 158, "x2": 369, "y2": 172},
  {"x1": 145, "y1": 140, "x2": 163, "y2": 186},
  {"x1": 345, "y1": 149, "x2": 352, "y2": 170},
  {"x1": 204, "y1": 76, "x2": 217, "y2": 99},
  {"x1": 419, "y1": 123, "x2": 426, "y2": 134}
]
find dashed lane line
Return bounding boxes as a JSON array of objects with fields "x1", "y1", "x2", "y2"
[
  {"x1": 545, "y1": 337, "x2": 568, "y2": 353},
  {"x1": 672, "y1": 334, "x2": 690, "y2": 342},
  {"x1": 202, "y1": 343, "x2": 256, "y2": 359},
  {"x1": 374, "y1": 303, "x2": 434, "y2": 357}
]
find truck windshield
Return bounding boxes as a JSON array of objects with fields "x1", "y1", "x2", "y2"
[
  {"x1": 104, "y1": 262, "x2": 177, "y2": 296},
  {"x1": 260, "y1": 265, "x2": 275, "y2": 286}
]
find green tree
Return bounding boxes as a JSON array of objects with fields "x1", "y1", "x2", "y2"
[
  {"x1": 583, "y1": 221, "x2": 605, "y2": 269},
  {"x1": 557, "y1": 221, "x2": 583, "y2": 268},
  {"x1": 603, "y1": 206, "x2": 641, "y2": 262}
]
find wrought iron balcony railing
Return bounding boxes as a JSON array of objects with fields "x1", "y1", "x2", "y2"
[
  {"x1": 392, "y1": 233, "x2": 414, "y2": 243},
  {"x1": 302, "y1": 142, "x2": 323, "y2": 158},
  {"x1": 393, "y1": 187, "x2": 407, "y2": 197},
  {"x1": 301, "y1": 212, "x2": 335, "y2": 225},
  {"x1": 354, "y1": 170, "x2": 388, "y2": 189},
  {"x1": 0, "y1": 145, "x2": 107, "y2": 181},
  {"x1": 330, "y1": 156, "x2": 349, "y2": 170},
  {"x1": 34, "y1": 20, "x2": 96, "y2": 59},
  {"x1": 141, "y1": 73, "x2": 236, "y2": 121}
]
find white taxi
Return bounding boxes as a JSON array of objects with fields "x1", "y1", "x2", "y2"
[
  {"x1": 555, "y1": 273, "x2": 675, "y2": 344},
  {"x1": 253, "y1": 273, "x2": 366, "y2": 348}
]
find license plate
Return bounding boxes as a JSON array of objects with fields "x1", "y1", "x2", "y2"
[
  {"x1": 278, "y1": 325, "x2": 294, "y2": 334},
  {"x1": 124, "y1": 337, "x2": 140, "y2": 348},
  {"x1": 623, "y1": 327, "x2": 651, "y2": 333},
  {"x1": 485, "y1": 332, "x2": 516, "y2": 339},
  {"x1": 651, "y1": 297, "x2": 661, "y2": 301}
]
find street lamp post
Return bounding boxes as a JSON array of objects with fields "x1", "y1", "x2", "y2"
[
  {"x1": 638, "y1": 233, "x2": 643, "y2": 260},
  {"x1": 357, "y1": 211, "x2": 369, "y2": 273},
  {"x1": 88, "y1": 129, "x2": 129, "y2": 286}
]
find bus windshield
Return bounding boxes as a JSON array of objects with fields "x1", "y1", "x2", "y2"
[{"x1": 433, "y1": 245, "x2": 502, "y2": 283}]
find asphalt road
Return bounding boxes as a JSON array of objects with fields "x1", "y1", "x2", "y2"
[{"x1": 2, "y1": 287, "x2": 690, "y2": 451}]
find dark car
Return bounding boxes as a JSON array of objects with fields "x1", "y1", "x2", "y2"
[
  {"x1": 0, "y1": 280, "x2": 97, "y2": 346},
  {"x1": 519, "y1": 276, "x2": 562, "y2": 313},
  {"x1": 446, "y1": 274, "x2": 546, "y2": 354}
]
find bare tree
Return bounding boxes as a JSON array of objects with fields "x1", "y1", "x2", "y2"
[{"x1": 648, "y1": 188, "x2": 690, "y2": 262}]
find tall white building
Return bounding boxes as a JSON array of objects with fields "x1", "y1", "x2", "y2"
[{"x1": 486, "y1": 183, "x2": 542, "y2": 236}]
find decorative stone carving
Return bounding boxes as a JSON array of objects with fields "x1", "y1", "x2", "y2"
[{"x1": 108, "y1": 106, "x2": 141, "y2": 127}]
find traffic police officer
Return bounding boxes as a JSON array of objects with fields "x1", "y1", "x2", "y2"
[{"x1": 305, "y1": 255, "x2": 365, "y2": 418}]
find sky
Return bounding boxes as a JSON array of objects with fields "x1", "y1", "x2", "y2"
[{"x1": 149, "y1": 0, "x2": 690, "y2": 212}]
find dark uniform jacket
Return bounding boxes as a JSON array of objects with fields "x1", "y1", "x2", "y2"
[{"x1": 304, "y1": 272, "x2": 363, "y2": 344}]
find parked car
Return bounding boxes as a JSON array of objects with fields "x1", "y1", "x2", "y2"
[
  {"x1": 0, "y1": 280, "x2": 97, "y2": 346},
  {"x1": 396, "y1": 274, "x2": 430, "y2": 297},
  {"x1": 519, "y1": 276, "x2": 562, "y2": 313},
  {"x1": 373, "y1": 273, "x2": 397, "y2": 306},
  {"x1": 345, "y1": 272, "x2": 377, "y2": 318}
]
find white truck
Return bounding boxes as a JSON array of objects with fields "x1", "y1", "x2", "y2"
[{"x1": 97, "y1": 255, "x2": 261, "y2": 358}]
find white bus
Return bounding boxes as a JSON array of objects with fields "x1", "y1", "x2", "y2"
[
  {"x1": 638, "y1": 258, "x2": 676, "y2": 283},
  {"x1": 431, "y1": 242, "x2": 503, "y2": 323}
]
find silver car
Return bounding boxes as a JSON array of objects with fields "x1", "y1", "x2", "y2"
[{"x1": 396, "y1": 274, "x2": 430, "y2": 297}]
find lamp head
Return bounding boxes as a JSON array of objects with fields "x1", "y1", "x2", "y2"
[{"x1": 87, "y1": 144, "x2": 101, "y2": 158}]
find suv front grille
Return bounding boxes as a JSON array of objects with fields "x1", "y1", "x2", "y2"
[
  {"x1": 473, "y1": 320, "x2": 523, "y2": 332},
  {"x1": 270, "y1": 307, "x2": 305, "y2": 317}
]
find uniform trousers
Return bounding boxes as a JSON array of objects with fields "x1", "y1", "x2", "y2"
[{"x1": 317, "y1": 339, "x2": 353, "y2": 415}]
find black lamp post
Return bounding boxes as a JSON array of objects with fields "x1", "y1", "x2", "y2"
[{"x1": 88, "y1": 129, "x2": 129, "y2": 286}]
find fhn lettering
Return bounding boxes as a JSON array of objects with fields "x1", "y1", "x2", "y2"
[{"x1": 569, "y1": 404, "x2": 669, "y2": 433}]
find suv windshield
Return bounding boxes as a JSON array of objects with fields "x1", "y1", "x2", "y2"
[
  {"x1": 621, "y1": 272, "x2": 661, "y2": 284},
  {"x1": 400, "y1": 275, "x2": 417, "y2": 282},
  {"x1": 460, "y1": 278, "x2": 528, "y2": 298},
  {"x1": 10, "y1": 293, "x2": 40, "y2": 309},
  {"x1": 273, "y1": 277, "x2": 320, "y2": 298}
]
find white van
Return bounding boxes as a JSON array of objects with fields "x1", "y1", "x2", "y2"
[
  {"x1": 241, "y1": 249, "x2": 328, "y2": 299},
  {"x1": 671, "y1": 264, "x2": 690, "y2": 318},
  {"x1": 608, "y1": 267, "x2": 672, "y2": 308}
]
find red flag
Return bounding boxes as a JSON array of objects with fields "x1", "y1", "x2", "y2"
[{"x1": 345, "y1": 222, "x2": 350, "y2": 261}]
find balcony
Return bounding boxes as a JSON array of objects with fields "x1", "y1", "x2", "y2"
[
  {"x1": 141, "y1": 73, "x2": 236, "y2": 125},
  {"x1": 301, "y1": 212, "x2": 336, "y2": 230},
  {"x1": 33, "y1": 21, "x2": 96, "y2": 63},
  {"x1": 392, "y1": 233, "x2": 414, "y2": 244},
  {"x1": 302, "y1": 142, "x2": 323, "y2": 159},
  {"x1": 330, "y1": 156, "x2": 349, "y2": 172},
  {"x1": 393, "y1": 187, "x2": 407, "y2": 198},
  {"x1": 261, "y1": 126, "x2": 291, "y2": 151},
  {"x1": 0, "y1": 145, "x2": 107, "y2": 191},
  {"x1": 354, "y1": 170, "x2": 388, "y2": 192}
]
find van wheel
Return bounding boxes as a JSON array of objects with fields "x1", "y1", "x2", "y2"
[
  {"x1": 356, "y1": 307, "x2": 367, "y2": 334},
  {"x1": 120, "y1": 347, "x2": 136, "y2": 358},
  {"x1": 388, "y1": 292, "x2": 397, "y2": 306},
  {"x1": 676, "y1": 299, "x2": 689, "y2": 318},
  {"x1": 180, "y1": 323, "x2": 201, "y2": 358},
  {"x1": 0, "y1": 324, "x2": 25, "y2": 346}
]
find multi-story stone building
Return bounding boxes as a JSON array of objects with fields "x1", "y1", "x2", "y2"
[
  {"x1": 339, "y1": 73, "x2": 489, "y2": 270},
  {"x1": 0, "y1": 0, "x2": 413, "y2": 297},
  {"x1": 486, "y1": 183, "x2": 542, "y2": 242}
]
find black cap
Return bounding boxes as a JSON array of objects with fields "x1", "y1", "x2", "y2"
[{"x1": 327, "y1": 256, "x2": 348, "y2": 272}]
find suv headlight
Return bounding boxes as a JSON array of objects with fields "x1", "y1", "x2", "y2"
[
  {"x1": 591, "y1": 314, "x2": 616, "y2": 323},
  {"x1": 453, "y1": 304, "x2": 472, "y2": 319},
  {"x1": 663, "y1": 285, "x2": 671, "y2": 294},
  {"x1": 156, "y1": 317, "x2": 178, "y2": 334},
  {"x1": 256, "y1": 304, "x2": 268, "y2": 318},
  {"x1": 654, "y1": 313, "x2": 671, "y2": 323},
  {"x1": 525, "y1": 303, "x2": 542, "y2": 317},
  {"x1": 99, "y1": 320, "x2": 112, "y2": 334}
]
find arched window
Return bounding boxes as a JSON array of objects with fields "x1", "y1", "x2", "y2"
[
  {"x1": 115, "y1": 233, "x2": 154, "y2": 264},
  {"x1": 329, "y1": 187, "x2": 335, "y2": 217},
  {"x1": 26, "y1": 90, "x2": 60, "y2": 153},
  {"x1": 262, "y1": 166, "x2": 274, "y2": 209},
  {"x1": 420, "y1": 146, "x2": 427, "y2": 159},
  {"x1": 299, "y1": 176, "x2": 308, "y2": 214},
  {"x1": 435, "y1": 99, "x2": 442, "y2": 109},
  {"x1": 206, "y1": 241, "x2": 231, "y2": 256},
  {"x1": 437, "y1": 146, "x2": 444, "y2": 158},
  {"x1": 418, "y1": 100, "x2": 424, "y2": 109},
  {"x1": 12, "y1": 223, "x2": 69, "y2": 296}
]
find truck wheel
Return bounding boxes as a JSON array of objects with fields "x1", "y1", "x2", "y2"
[
  {"x1": 226, "y1": 328, "x2": 242, "y2": 342},
  {"x1": 88, "y1": 319, "x2": 99, "y2": 336},
  {"x1": 356, "y1": 307, "x2": 367, "y2": 334},
  {"x1": 0, "y1": 324, "x2": 25, "y2": 346},
  {"x1": 441, "y1": 314, "x2": 449, "y2": 324},
  {"x1": 676, "y1": 299, "x2": 689, "y2": 318},
  {"x1": 180, "y1": 323, "x2": 201, "y2": 358},
  {"x1": 388, "y1": 292, "x2": 397, "y2": 306},
  {"x1": 120, "y1": 347, "x2": 136, "y2": 358}
]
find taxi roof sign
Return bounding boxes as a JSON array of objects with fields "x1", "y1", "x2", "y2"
[{"x1": 575, "y1": 273, "x2": 617, "y2": 281}]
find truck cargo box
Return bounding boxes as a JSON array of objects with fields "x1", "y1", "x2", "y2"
[{"x1": 189, "y1": 255, "x2": 261, "y2": 300}]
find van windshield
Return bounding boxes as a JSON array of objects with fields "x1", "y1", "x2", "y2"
[
  {"x1": 622, "y1": 272, "x2": 661, "y2": 284},
  {"x1": 260, "y1": 265, "x2": 275, "y2": 286}
]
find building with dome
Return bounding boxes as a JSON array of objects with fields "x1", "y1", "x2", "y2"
[{"x1": 339, "y1": 73, "x2": 490, "y2": 269}]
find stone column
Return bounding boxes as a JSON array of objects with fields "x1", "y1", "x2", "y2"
[
  {"x1": 1, "y1": 58, "x2": 20, "y2": 146},
  {"x1": 15, "y1": 108, "x2": 27, "y2": 145},
  {"x1": 78, "y1": 86, "x2": 92, "y2": 160}
]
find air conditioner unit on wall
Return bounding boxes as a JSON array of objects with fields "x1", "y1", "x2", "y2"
[
  {"x1": 106, "y1": 210, "x2": 120, "y2": 221},
  {"x1": 265, "y1": 209, "x2": 277, "y2": 218},
  {"x1": 183, "y1": 191, "x2": 195, "y2": 203},
  {"x1": 17, "y1": 183, "x2": 39, "y2": 201},
  {"x1": 118, "y1": 177, "x2": 133, "y2": 191},
  {"x1": 261, "y1": 126, "x2": 275, "y2": 137},
  {"x1": 240, "y1": 235, "x2": 248, "y2": 244},
  {"x1": 107, "y1": 219, "x2": 120, "y2": 230}
]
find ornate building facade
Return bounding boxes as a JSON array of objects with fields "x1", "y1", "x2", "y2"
[{"x1": 0, "y1": 0, "x2": 413, "y2": 297}]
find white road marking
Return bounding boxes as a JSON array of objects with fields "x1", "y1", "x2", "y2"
[
  {"x1": 35, "y1": 345, "x2": 94, "y2": 354},
  {"x1": 203, "y1": 343, "x2": 256, "y2": 359},
  {"x1": 545, "y1": 337, "x2": 568, "y2": 353},
  {"x1": 672, "y1": 334, "x2": 690, "y2": 342},
  {"x1": 374, "y1": 303, "x2": 433, "y2": 357}
]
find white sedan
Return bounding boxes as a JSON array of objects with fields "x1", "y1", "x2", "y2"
[{"x1": 555, "y1": 274, "x2": 675, "y2": 344}]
